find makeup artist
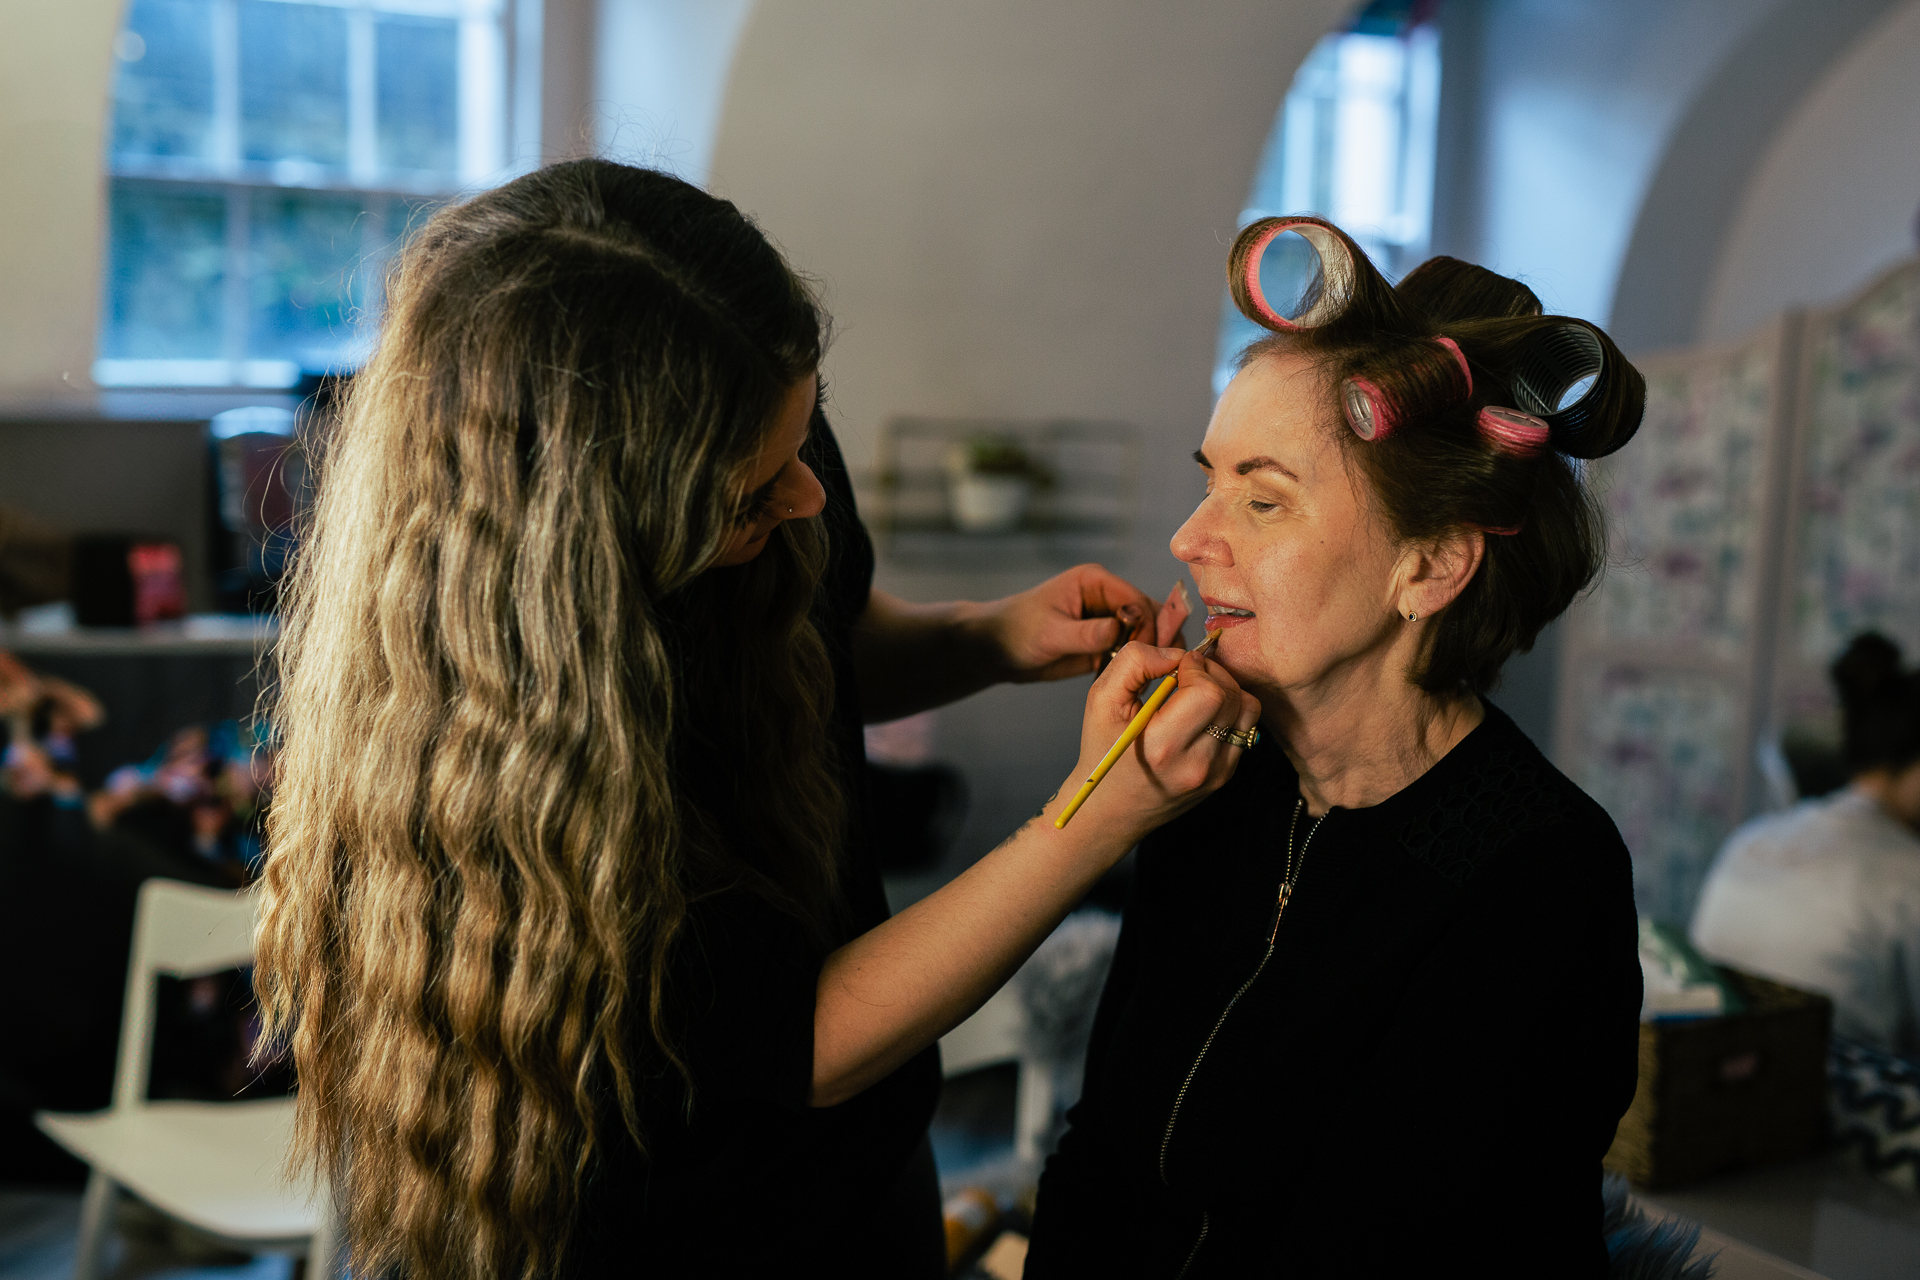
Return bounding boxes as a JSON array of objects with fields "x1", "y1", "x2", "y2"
[
  {"x1": 250, "y1": 160, "x2": 1258, "y2": 1280},
  {"x1": 1026, "y1": 219, "x2": 1648, "y2": 1278}
]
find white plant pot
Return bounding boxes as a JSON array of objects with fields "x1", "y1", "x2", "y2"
[{"x1": 949, "y1": 474, "x2": 1033, "y2": 533}]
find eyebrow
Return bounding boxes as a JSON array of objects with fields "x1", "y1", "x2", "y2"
[{"x1": 1192, "y1": 449, "x2": 1299, "y2": 482}]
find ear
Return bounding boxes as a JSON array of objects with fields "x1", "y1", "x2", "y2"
[{"x1": 1394, "y1": 529, "x2": 1485, "y2": 620}]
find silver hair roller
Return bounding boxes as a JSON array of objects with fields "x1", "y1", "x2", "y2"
[{"x1": 1508, "y1": 322, "x2": 1644, "y2": 459}]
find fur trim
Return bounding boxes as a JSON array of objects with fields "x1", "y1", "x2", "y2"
[{"x1": 1603, "y1": 1174, "x2": 1715, "y2": 1279}]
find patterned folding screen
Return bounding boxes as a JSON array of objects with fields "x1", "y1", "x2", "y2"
[
  {"x1": 1555, "y1": 320, "x2": 1799, "y2": 923},
  {"x1": 1558, "y1": 258, "x2": 1920, "y2": 925},
  {"x1": 1775, "y1": 260, "x2": 1920, "y2": 730}
]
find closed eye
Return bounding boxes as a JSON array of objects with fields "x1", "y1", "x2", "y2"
[{"x1": 737, "y1": 469, "x2": 784, "y2": 525}]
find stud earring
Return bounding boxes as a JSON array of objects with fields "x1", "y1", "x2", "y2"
[{"x1": 1406, "y1": 611, "x2": 1418, "y2": 621}]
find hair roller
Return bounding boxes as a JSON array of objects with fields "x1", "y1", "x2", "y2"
[
  {"x1": 1433, "y1": 336, "x2": 1473, "y2": 395},
  {"x1": 1228, "y1": 217, "x2": 1359, "y2": 332},
  {"x1": 1507, "y1": 320, "x2": 1645, "y2": 459},
  {"x1": 1477, "y1": 406, "x2": 1550, "y2": 457},
  {"x1": 1342, "y1": 378, "x2": 1397, "y2": 442}
]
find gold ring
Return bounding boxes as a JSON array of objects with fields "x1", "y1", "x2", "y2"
[{"x1": 1204, "y1": 723, "x2": 1259, "y2": 749}]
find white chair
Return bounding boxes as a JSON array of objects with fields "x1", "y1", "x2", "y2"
[
  {"x1": 34, "y1": 878, "x2": 336, "y2": 1280},
  {"x1": 940, "y1": 985, "x2": 1055, "y2": 1166}
]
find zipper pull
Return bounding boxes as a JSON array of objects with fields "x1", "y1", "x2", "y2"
[{"x1": 1266, "y1": 882, "x2": 1291, "y2": 945}]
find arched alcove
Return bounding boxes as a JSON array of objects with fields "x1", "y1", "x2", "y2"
[
  {"x1": 1700, "y1": 0, "x2": 1920, "y2": 343},
  {"x1": 1608, "y1": 0, "x2": 1903, "y2": 354}
]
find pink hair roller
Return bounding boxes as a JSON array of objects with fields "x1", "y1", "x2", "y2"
[
  {"x1": 1343, "y1": 378, "x2": 1397, "y2": 442},
  {"x1": 1476, "y1": 406, "x2": 1550, "y2": 457},
  {"x1": 1434, "y1": 336, "x2": 1473, "y2": 394},
  {"x1": 1240, "y1": 220, "x2": 1355, "y2": 331}
]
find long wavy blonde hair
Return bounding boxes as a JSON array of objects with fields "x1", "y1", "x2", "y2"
[{"x1": 253, "y1": 160, "x2": 845, "y2": 1280}]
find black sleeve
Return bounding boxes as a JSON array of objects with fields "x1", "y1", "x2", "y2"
[
  {"x1": 1309, "y1": 821, "x2": 1642, "y2": 1273},
  {"x1": 672, "y1": 889, "x2": 823, "y2": 1113},
  {"x1": 1025, "y1": 885, "x2": 1148, "y2": 1277}
]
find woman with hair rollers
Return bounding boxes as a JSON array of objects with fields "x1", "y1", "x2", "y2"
[
  {"x1": 250, "y1": 160, "x2": 1258, "y2": 1280},
  {"x1": 1026, "y1": 219, "x2": 1648, "y2": 1277}
]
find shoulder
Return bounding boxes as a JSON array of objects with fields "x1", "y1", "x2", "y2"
[
  {"x1": 1717, "y1": 791, "x2": 1913, "y2": 873},
  {"x1": 1396, "y1": 705, "x2": 1625, "y2": 891}
]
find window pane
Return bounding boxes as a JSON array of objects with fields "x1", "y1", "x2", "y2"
[
  {"x1": 100, "y1": 180, "x2": 227, "y2": 359},
  {"x1": 111, "y1": 0, "x2": 216, "y2": 161},
  {"x1": 377, "y1": 15, "x2": 459, "y2": 176},
  {"x1": 247, "y1": 190, "x2": 377, "y2": 369},
  {"x1": 239, "y1": 1, "x2": 348, "y2": 170}
]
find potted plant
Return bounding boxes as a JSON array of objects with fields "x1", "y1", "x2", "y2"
[{"x1": 945, "y1": 438, "x2": 1051, "y2": 534}]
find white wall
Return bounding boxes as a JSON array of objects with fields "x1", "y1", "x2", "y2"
[
  {"x1": 709, "y1": 0, "x2": 1352, "y2": 864},
  {"x1": 1607, "y1": 0, "x2": 1903, "y2": 353},
  {"x1": 1701, "y1": 0, "x2": 1920, "y2": 341},
  {"x1": 1434, "y1": 0, "x2": 1788, "y2": 326},
  {"x1": 592, "y1": 0, "x2": 754, "y2": 185},
  {"x1": 0, "y1": 0, "x2": 122, "y2": 405},
  {"x1": 712, "y1": 0, "x2": 1350, "y2": 529}
]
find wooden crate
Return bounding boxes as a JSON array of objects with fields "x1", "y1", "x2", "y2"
[{"x1": 1604, "y1": 967, "x2": 1833, "y2": 1188}]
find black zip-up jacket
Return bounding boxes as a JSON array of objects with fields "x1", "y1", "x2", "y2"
[{"x1": 1026, "y1": 703, "x2": 1642, "y2": 1278}]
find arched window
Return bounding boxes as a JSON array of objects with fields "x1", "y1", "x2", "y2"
[
  {"x1": 1215, "y1": 1, "x2": 1440, "y2": 393},
  {"x1": 96, "y1": 0, "x2": 524, "y2": 389}
]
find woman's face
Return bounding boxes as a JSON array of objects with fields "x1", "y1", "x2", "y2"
[
  {"x1": 1169, "y1": 352, "x2": 1408, "y2": 702},
  {"x1": 714, "y1": 375, "x2": 828, "y2": 566}
]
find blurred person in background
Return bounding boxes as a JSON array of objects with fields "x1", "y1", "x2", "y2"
[{"x1": 1692, "y1": 632, "x2": 1920, "y2": 1059}]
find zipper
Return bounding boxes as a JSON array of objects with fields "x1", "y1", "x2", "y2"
[
  {"x1": 1160, "y1": 796, "x2": 1326, "y2": 1279},
  {"x1": 1157, "y1": 881, "x2": 1288, "y2": 1279},
  {"x1": 1175, "y1": 1211, "x2": 1211, "y2": 1280}
]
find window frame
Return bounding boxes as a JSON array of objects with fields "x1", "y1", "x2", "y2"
[{"x1": 97, "y1": 0, "x2": 535, "y2": 390}]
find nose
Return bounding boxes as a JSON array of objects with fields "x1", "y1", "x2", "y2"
[
  {"x1": 1170, "y1": 500, "x2": 1228, "y2": 567},
  {"x1": 782, "y1": 460, "x2": 827, "y2": 522}
]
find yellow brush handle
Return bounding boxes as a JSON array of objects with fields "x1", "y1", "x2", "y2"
[{"x1": 1054, "y1": 631, "x2": 1219, "y2": 830}]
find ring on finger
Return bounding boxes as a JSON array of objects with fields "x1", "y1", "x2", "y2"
[{"x1": 1204, "y1": 723, "x2": 1259, "y2": 749}]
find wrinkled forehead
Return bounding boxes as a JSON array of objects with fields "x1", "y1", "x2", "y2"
[{"x1": 1204, "y1": 351, "x2": 1339, "y2": 474}]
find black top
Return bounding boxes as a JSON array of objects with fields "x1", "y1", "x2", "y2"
[
  {"x1": 568, "y1": 415, "x2": 943, "y2": 1276},
  {"x1": 1026, "y1": 704, "x2": 1642, "y2": 1278}
]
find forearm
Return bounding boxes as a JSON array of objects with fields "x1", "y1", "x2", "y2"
[
  {"x1": 810, "y1": 784, "x2": 1128, "y2": 1105},
  {"x1": 851, "y1": 589, "x2": 1004, "y2": 723},
  {"x1": 813, "y1": 639, "x2": 1253, "y2": 1106}
]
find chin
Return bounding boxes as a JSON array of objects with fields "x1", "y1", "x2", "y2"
[{"x1": 717, "y1": 530, "x2": 774, "y2": 566}]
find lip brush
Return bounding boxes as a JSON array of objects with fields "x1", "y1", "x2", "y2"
[{"x1": 1054, "y1": 629, "x2": 1223, "y2": 830}]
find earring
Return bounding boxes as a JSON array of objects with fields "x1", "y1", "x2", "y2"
[
  {"x1": 1406, "y1": 611, "x2": 1418, "y2": 621},
  {"x1": 787, "y1": 506, "x2": 795, "y2": 514}
]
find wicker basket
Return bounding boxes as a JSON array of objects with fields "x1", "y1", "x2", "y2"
[{"x1": 1603, "y1": 967, "x2": 1833, "y2": 1189}]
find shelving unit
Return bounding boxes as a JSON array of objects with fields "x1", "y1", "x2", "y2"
[{"x1": 862, "y1": 417, "x2": 1139, "y2": 570}]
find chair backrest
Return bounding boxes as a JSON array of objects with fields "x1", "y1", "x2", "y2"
[{"x1": 112, "y1": 879, "x2": 260, "y2": 1112}]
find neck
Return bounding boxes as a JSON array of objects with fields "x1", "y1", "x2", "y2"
[
  {"x1": 1854, "y1": 768, "x2": 1920, "y2": 831},
  {"x1": 1257, "y1": 654, "x2": 1484, "y2": 816}
]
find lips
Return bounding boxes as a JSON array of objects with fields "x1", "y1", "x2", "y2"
[{"x1": 1202, "y1": 598, "x2": 1255, "y2": 631}]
